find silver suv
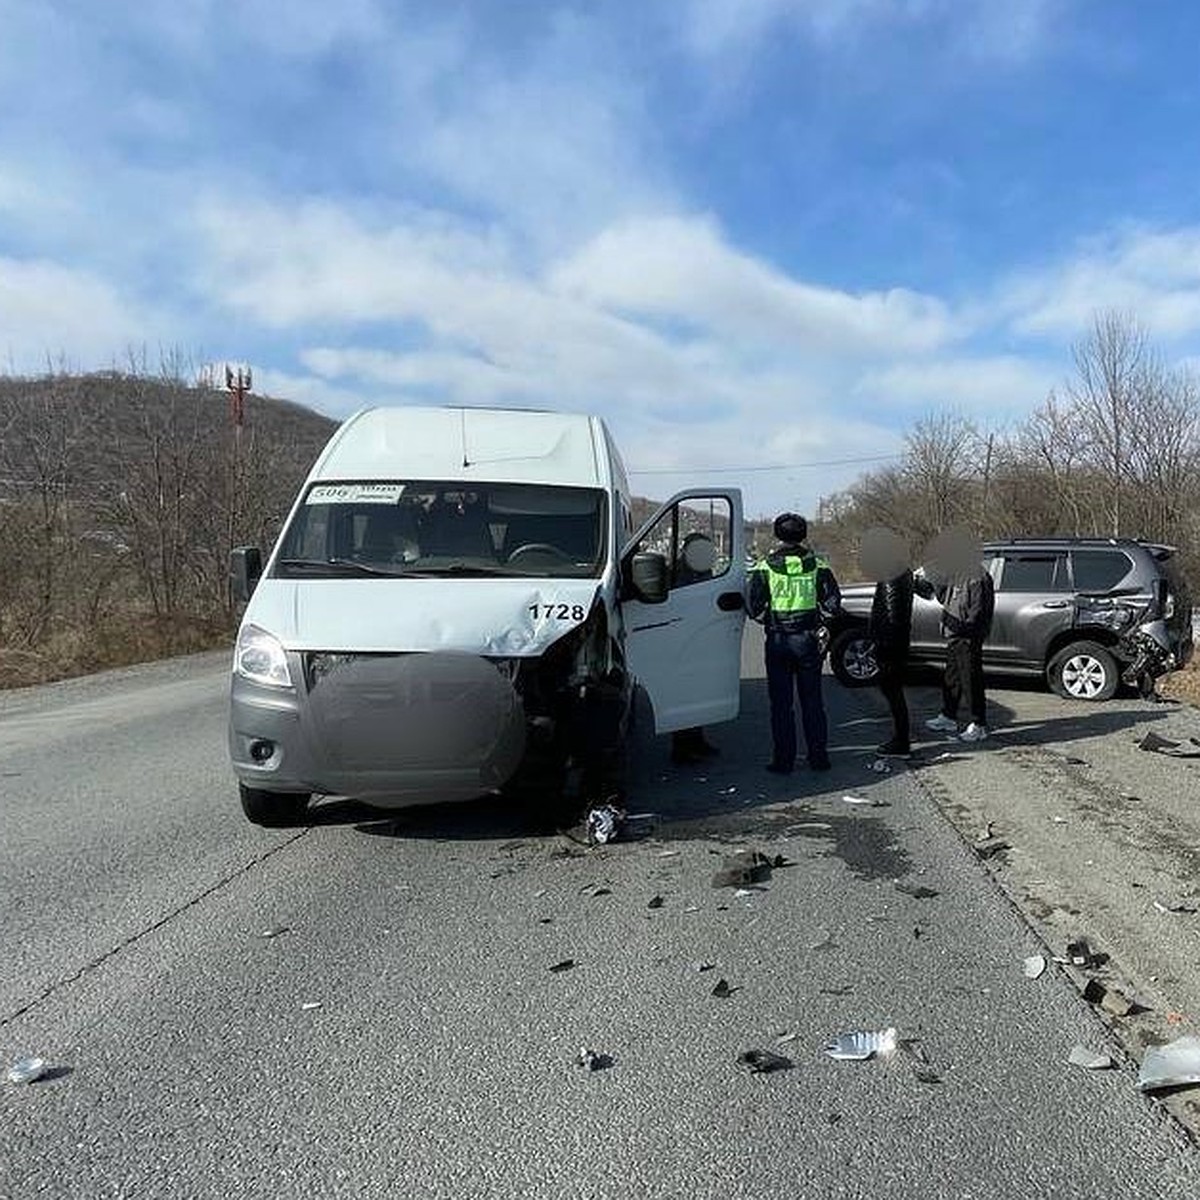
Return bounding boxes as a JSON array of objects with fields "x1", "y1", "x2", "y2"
[{"x1": 829, "y1": 537, "x2": 1194, "y2": 701}]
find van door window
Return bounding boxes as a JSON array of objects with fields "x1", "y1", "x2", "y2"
[{"x1": 631, "y1": 497, "x2": 733, "y2": 589}]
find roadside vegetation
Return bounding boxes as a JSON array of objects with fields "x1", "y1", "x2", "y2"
[
  {"x1": 0, "y1": 361, "x2": 334, "y2": 688},
  {"x1": 1, "y1": 309, "x2": 1196, "y2": 694}
]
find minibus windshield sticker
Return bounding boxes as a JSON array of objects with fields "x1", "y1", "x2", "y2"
[{"x1": 306, "y1": 483, "x2": 405, "y2": 505}]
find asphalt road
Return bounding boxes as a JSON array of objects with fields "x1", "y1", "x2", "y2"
[{"x1": 1, "y1": 638, "x2": 1197, "y2": 1199}]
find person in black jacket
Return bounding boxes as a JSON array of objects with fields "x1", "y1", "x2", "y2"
[
  {"x1": 862, "y1": 528, "x2": 914, "y2": 756},
  {"x1": 916, "y1": 529, "x2": 996, "y2": 742}
]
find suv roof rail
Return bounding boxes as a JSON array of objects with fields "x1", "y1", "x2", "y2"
[{"x1": 984, "y1": 535, "x2": 1176, "y2": 552}]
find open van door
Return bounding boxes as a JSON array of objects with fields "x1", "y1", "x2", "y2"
[{"x1": 623, "y1": 489, "x2": 746, "y2": 734}]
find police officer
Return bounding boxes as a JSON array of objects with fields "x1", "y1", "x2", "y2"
[{"x1": 747, "y1": 513, "x2": 841, "y2": 774}]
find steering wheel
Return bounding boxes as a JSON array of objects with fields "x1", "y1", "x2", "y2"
[{"x1": 507, "y1": 542, "x2": 573, "y2": 564}]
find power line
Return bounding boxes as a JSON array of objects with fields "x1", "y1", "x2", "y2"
[{"x1": 627, "y1": 452, "x2": 903, "y2": 476}]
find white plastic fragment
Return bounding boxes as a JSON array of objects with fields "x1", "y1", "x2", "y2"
[
  {"x1": 6, "y1": 1057, "x2": 47, "y2": 1085},
  {"x1": 1068, "y1": 1045, "x2": 1113, "y2": 1070},
  {"x1": 300, "y1": 1001, "x2": 323, "y2": 1011},
  {"x1": 1138, "y1": 1036, "x2": 1200, "y2": 1092},
  {"x1": 1023, "y1": 955, "x2": 1047, "y2": 979},
  {"x1": 824, "y1": 1027, "x2": 898, "y2": 1061}
]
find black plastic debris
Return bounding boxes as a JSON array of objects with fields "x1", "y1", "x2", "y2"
[
  {"x1": 737, "y1": 1048, "x2": 793, "y2": 1074},
  {"x1": 1136, "y1": 731, "x2": 1200, "y2": 758},
  {"x1": 894, "y1": 880, "x2": 940, "y2": 900},
  {"x1": 648, "y1": 895, "x2": 665, "y2": 909},
  {"x1": 1063, "y1": 755, "x2": 1088, "y2": 765},
  {"x1": 549, "y1": 959, "x2": 576, "y2": 974},
  {"x1": 711, "y1": 978, "x2": 737, "y2": 999},
  {"x1": 260, "y1": 925, "x2": 290, "y2": 939},
  {"x1": 577, "y1": 1049, "x2": 615, "y2": 1072},
  {"x1": 1067, "y1": 939, "x2": 1097, "y2": 968},
  {"x1": 711, "y1": 849, "x2": 776, "y2": 889},
  {"x1": 973, "y1": 836, "x2": 1010, "y2": 859}
]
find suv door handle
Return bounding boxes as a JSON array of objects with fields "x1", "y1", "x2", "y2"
[
  {"x1": 1042, "y1": 599, "x2": 1070, "y2": 609},
  {"x1": 717, "y1": 591, "x2": 744, "y2": 612}
]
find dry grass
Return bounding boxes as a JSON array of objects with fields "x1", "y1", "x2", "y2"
[
  {"x1": 0, "y1": 613, "x2": 233, "y2": 689},
  {"x1": 1161, "y1": 658, "x2": 1200, "y2": 707}
]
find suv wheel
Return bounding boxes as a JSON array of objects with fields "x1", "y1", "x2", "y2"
[
  {"x1": 830, "y1": 628, "x2": 879, "y2": 688},
  {"x1": 1048, "y1": 641, "x2": 1119, "y2": 702}
]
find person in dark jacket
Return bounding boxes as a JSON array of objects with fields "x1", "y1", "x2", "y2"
[
  {"x1": 916, "y1": 529, "x2": 996, "y2": 742},
  {"x1": 862, "y1": 527, "x2": 914, "y2": 756},
  {"x1": 747, "y1": 513, "x2": 841, "y2": 773}
]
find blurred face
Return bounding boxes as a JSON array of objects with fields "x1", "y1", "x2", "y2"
[
  {"x1": 860, "y1": 527, "x2": 910, "y2": 580},
  {"x1": 924, "y1": 526, "x2": 981, "y2": 584}
]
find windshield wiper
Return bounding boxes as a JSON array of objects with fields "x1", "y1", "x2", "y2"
[
  {"x1": 404, "y1": 563, "x2": 520, "y2": 577},
  {"x1": 276, "y1": 557, "x2": 404, "y2": 577}
]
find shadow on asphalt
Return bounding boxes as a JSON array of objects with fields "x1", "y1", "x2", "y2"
[{"x1": 291, "y1": 672, "x2": 1176, "y2": 874}]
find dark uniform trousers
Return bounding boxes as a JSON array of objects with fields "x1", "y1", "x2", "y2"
[
  {"x1": 765, "y1": 627, "x2": 828, "y2": 769},
  {"x1": 944, "y1": 636, "x2": 986, "y2": 726}
]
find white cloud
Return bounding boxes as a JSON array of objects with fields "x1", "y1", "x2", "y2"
[
  {"x1": 999, "y1": 226, "x2": 1200, "y2": 341},
  {"x1": 548, "y1": 215, "x2": 954, "y2": 354},
  {"x1": 0, "y1": 257, "x2": 150, "y2": 372},
  {"x1": 856, "y1": 356, "x2": 1058, "y2": 414}
]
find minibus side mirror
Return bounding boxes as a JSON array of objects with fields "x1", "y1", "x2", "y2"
[
  {"x1": 625, "y1": 550, "x2": 670, "y2": 604},
  {"x1": 230, "y1": 546, "x2": 263, "y2": 603}
]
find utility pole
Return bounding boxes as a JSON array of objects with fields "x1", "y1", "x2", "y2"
[
  {"x1": 979, "y1": 432, "x2": 994, "y2": 535},
  {"x1": 223, "y1": 365, "x2": 251, "y2": 611}
]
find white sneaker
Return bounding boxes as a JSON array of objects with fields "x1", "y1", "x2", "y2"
[
  {"x1": 958, "y1": 722, "x2": 988, "y2": 743},
  {"x1": 925, "y1": 714, "x2": 959, "y2": 733}
]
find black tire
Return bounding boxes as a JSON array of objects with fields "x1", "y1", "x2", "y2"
[
  {"x1": 239, "y1": 784, "x2": 311, "y2": 827},
  {"x1": 830, "y1": 628, "x2": 880, "y2": 688},
  {"x1": 1048, "y1": 640, "x2": 1119, "y2": 702}
]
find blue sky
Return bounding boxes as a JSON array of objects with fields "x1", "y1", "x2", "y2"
[{"x1": 4, "y1": 0, "x2": 1200, "y2": 516}]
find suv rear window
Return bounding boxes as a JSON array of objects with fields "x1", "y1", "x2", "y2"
[
  {"x1": 999, "y1": 553, "x2": 1069, "y2": 592},
  {"x1": 1071, "y1": 549, "x2": 1133, "y2": 592}
]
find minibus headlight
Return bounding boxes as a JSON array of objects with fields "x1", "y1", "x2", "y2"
[{"x1": 235, "y1": 625, "x2": 293, "y2": 688}]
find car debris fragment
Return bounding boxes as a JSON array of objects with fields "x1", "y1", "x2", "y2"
[
  {"x1": 260, "y1": 925, "x2": 291, "y2": 939},
  {"x1": 300, "y1": 1001, "x2": 323, "y2": 1011},
  {"x1": 549, "y1": 959, "x2": 576, "y2": 973},
  {"x1": 647, "y1": 895, "x2": 665, "y2": 909},
  {"x1": 1153, "y1": 900, "x2": 1198, "y2": 914},
  {"x1": 824, "y1": 1027, "x2": 898, "y2": 1061},
  {"x1": 1138, "y1": 1036, "x2": 1200, "y2": 1091},
  {"x1": 1136, "y1": 731, "x2": 1200, "y2": 758},
  {"x1": 1100, "y1": 987, "x2": 1136, "y2": 1018},
  {"x1": 1023, "y1": 955, "x2": 1047, "y2": 979},
  {"x1": 711, "y1": 849, "x2": 779, "y2": 889},
  {"x1": 737, "y1": 1048, "x2": 793, "y2": 1074},
  {"x1": 840, "y1": 794, "x2": 888, "y2": 807},
  {"x1": 1068, "y1": 1045, "x2": 1113, "y2": 1070},
  {"x1": 576, "y1": 1048, "x2": 615, "y2": 1071},
  {"x1": 586, "y1": 804, "x2": 625, "y2": 845},
  {"x1": 869, "y1": 759, "x2": 892, "y2": 774},
  {"x1": 973, "y1": 836, "x2": 1010, "y2": 858},
  {"x1": 894, "y1": 880, "x2": 940, "y2": 899},
  {"x1": 1066, "y1": 939, "x2": 1098, "y2": 968},
  {"x1": 711, "y1": 978, "x2": 736, "y2": 999},
  {"x1": 6, "y1": 1057, "x2": 47, "y2": 1085}
]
